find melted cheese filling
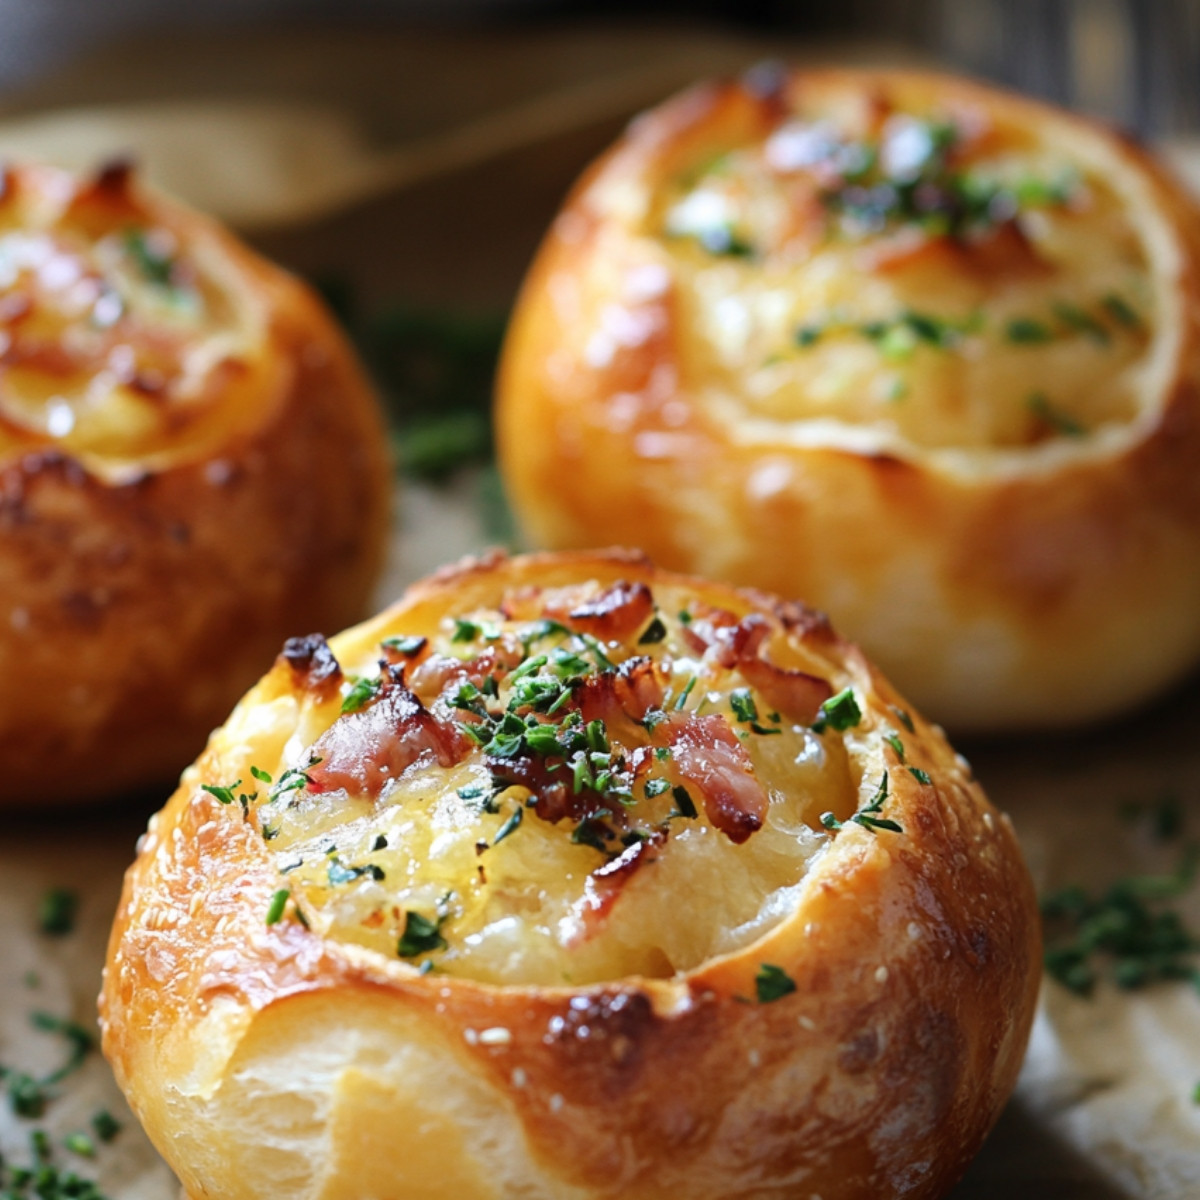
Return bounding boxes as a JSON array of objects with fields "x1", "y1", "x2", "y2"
[
  {"x1": 652, "y1": 102, "x2": 1155, "y2": 451},
  {"x1": 0, "y1": 168, "x2": 260, "y2": 469},
  {"x1": 236, "y1": 582, "x2": 862, "y2": 987}
]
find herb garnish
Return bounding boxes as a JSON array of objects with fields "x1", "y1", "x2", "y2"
[
  {"x1": 1028, "y1": 392, "x2": 1086, "y2": 437},
  {"x1": 341, "y1": 675, "x2": 382, "y2": 713},
  {"x1": 821, "y1": 771, "x2": 902, "y2": 835},
  {"x1": 383, "y1": 634, "x2": 427, "y2": 656},
  {"x1": 398, "y1": 910, "x2": 448, "y2": 958},
  {"x1": 812, "y1": 687, "x2": 862, "y2": 734},
  {"x1": 1042, "y1": 846, "x2": 1199, "y2": 995},
  {"x1": 755, "y1": 963, "x2": 797, "y2": 1003},
  {"x1": 38, "y1": 889, "x2": 78, "y2": 937},
  {"x1": 639, "y1": 616, "x2": 667, "y2": 644}
]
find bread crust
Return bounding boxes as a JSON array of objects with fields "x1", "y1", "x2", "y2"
[
  {"x1": 496, "y1": 68, "x2": 1200, "y2": 732},
  {"x1": 0, "y1": 162, "x2": 391, "y2": 804},
  {"x1": 102, "y1": 549, "x2": 1039, "y2": 1200}
]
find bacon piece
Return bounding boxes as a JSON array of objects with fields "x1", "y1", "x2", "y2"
[
  {"x1": 407, "y1": 638, "x2": 525, "y2": 707},
  {"x1": 307, "y1": 668, "x2": 468, "y2": 799},
  {"x1": 667, "y1": 713, "x2": 767, "y2": 844},
  {"x1": 737, "y1": 657, "x2": 832, "y2": 725},
  {"x1": 869, "y1": 219, "x2": 1048, "y2": 279},
  {"x1": 577, "y1": 656, "x2": 664, "y2": 730},
  {"x1": 683, "y1": 613, "x2": 832, "y2": 724},
  {"x1": 567, "y1": 832, "x2": 665, "y2": 944},
  {"x1": 562, "y1": 581, "x2": 655, "y2": 642},
  {"x1": 280, "y1": 633, "x2": 342, "y2": 695}
]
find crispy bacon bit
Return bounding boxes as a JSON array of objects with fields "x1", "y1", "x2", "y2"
[
  {"x1": 280, "y1": 633, "x2": 342, "y2": 694},
  {"x1": 308, "y1": 668, "x2": 467, "y2": 799},
  {"x1": 562, "y1": 581, "x2": 655, "y2": 642},
  {"x1": 666, "y1": 713, "x2": 767, "y2": 843},
  {"x1": 568, "y1": 831, "x2": 665, "y2": 943},
  {"x1": 678, "y1": 603, "x2": 742, "y2": 657},
  {"x1": 737, "y1": 657, "x2": 832, "y2": 725},
  {"x1": 577, "y1": 656, "x2": 664, "y2": 731},
  {"x1": 408, "y1": 639, "x2": 524, "y2": 707},
  {"x1": 684, "y1": 612, "x2": 832, "y2": 724}
]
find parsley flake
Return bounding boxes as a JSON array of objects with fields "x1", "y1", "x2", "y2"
[
  {"x1": 755, "y1": 963, "x2": 797, "y2": 1003},
  {"x1": 398, "y1": 910, "x2": 448, "y2": 958},
  {"x1": 812, "y1": 687, "x2": 862, "y2": 733}
]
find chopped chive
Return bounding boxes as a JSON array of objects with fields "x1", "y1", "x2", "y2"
[
  {"x1": 1028, "y1": 392, "x2": 1086, "y2": 437},
  {"x1": 755, "y1": 963, "x2": 797, "y2": 1003},
  {"x1": 38, "y1": 888, "x2": 79, "y2": 936},
  {"x1": 1053, "y1": 301, "x2": 1110, "y2": 344},
  {"x1": 265, "y1": 889, "x2": 290, "y2": 925},
  {"x1": 638, "y1": 615, "x2": 667, "y2": 644},
  {"x1": 670, "y1": 785, "x2": 698, "y2": 820},
  {"x1": 492, "y1": 805, "x2": 523, "y2": 846},
  {"x1": 451, "y1": 618, "x2": 481, "y2": 643},
  {"x1": 1102, "y1": 293, "x2": 1141, "y2": 329},
  {"x1": 249, "y1": 765, "x2": 272, "y2": 784},
  {"x1": 1006, "y1": 317, "x2": 1052, "y2": 343},
  {"x1": 341, "y1": 675, "x2": 382, "y2": 714},
  {"x1": 812, "y1": 687, "x2": 861, "y2": 734},
  {"x1": 908, "y1": 767, "x2": 932, "y2": 785},
  {"x1": 883, "y1": 732, "x2": 906, "y2": 761},
  {"x1": 92, "y1": 1110, "x2": 122, "y2": 1143},
  {"x1": 383, "y1": 634, "x2": 427, "y2": 656},
  {"x1": 398, "y1": 910, "x2": 447, "y2": 957},
  {"x1": 730, "y1": 688, "x2": 758, "y2": 723},
  {"x1": 673, "y1": 676, "x2": 697, "y2": 711}
]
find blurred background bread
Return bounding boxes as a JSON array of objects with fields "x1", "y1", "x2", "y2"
[
  {"x1": 497, "y1": 66, "x2": 1200, "y2": 732},
  {"x1": 0, "y1": 161, "x2": 391, "y2": 805}
]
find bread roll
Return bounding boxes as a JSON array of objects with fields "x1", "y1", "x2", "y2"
[
  {"x1": 496, "y1": 67, "x2": 1200, "y2": 731},
  {"x1": 0, "y1": 161, "x2": 391, "y2": 804},
  {"x1": 102, "y1": 548, "x2": 1039, "y2": 1200}
]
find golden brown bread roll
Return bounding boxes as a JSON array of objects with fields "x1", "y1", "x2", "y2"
[
  {"x1": 0, "y1": 160, "x2": 391, "y2": 804},
  {"x1": 101, "y1": 548, "x2": 1039, "y2": 1200},
  {"x1": 496, "y1": 67, "x2": 1200, "y2": 732}
]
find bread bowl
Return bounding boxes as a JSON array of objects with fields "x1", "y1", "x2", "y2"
[
  {"x1": 0, "y1": 160, "x2": 391, "y2": 805},
  {"x1": 496, "y1": 66, "x2": 1200, "y2": 732},
  {"x1": 101, "y1": 548, "x2": 1039, "y2": 1200}
]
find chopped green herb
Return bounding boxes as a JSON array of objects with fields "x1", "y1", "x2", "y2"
[
  {"x1": 63, "y1": 1133, "x2": 95, "y2": 1158},
  {"x1": 491, "y1": 805, "x2": 523, "y2": 846},
  {"x1": 398, "y1": 910, "x2": 448, "y2": 958},
  {"x1": 1053, "y1": 301, "x2": 1111, "y2": 344},
  {"x1": 891, "y1": 706, "x2": 914, "y2": 732},
  {"x1": 399, "y1": 409, "x2": 492, "y2": 481},
  {"x1": 571, "y1": 813, "x2": 614, "y2": 853},
  {"x1": 91, "y1": 1110, "x2": 121, "y2": 1143},
  {"x1": 1028, "y1": 392, "x2": 1086, "y2": 437},
  {"x1": 669, "y1": 785, "x2": 698, "y2": 820},
  {"x1": 123, "y1": 228, "x2": 175, "y2": 288},
  {"x1": 1102, "y1": 293, "x2": 1141, "y2": 329},
  {"x1": 639, "y1": 616, "x2": 667, "y2": 644},
  {"x1": 451, "y1": 618, "x2": 481, "y2": 643},
  {"x1": 265, "y1": 889, "x2": 290, "y2": 925},
  {"x1": 200, "y1": 781, "x2": 240, "y2": 806},
  {"x1": 795, "y1": 323, "x2": 823, "y2": 348},
  {"x1": 755, "y1": 963, "x2": 797, "y2": 1004},
  {"x1": 341, "y1": 675, "x2": 382, "y2": 714},
  {"x1": 1042, "y1": 846, "x2": 1199, "y2": 995},
  {"x1": 383, "y1": 634, "x2": 427, "y2": 656},
  {"x1": 812, "y1": 687, "x2": 862, "y2": 734},
  {"x1": 730, "y1": 688, "x2": 758, "y2": 723},
  {"x1": 908, "y1": 767, "x2": 932, "y2": 785},
  {"x1": 327, "y1": 857, "x2": 385, "y2": 886},
  {"x1": 673, "y1": 676, "x2": 697, "y2": 712},
  {"x1": 371, "y1": 834, "x2": 389, "y2": 851},
  {"x1": 1006, "y1": 317, "x2": 1053, "y2": 343},
  {"x1": 883, "y1": 732, "x2": 906, "y2": 761},
  {"x1": 644, "y1": 778, "x2": 671, "y2": 798},
  {"x1": 38, "y1": 888, "x2": 78, "y2": 937},
  {"x1": 249, "y1": 765, "x2": 272, "y2": 784}
]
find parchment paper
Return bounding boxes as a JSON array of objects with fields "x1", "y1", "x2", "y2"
[{"x1": 1, "y1": 25, "x2": 1198, "y2": 1198}]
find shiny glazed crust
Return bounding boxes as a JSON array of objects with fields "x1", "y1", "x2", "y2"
[
  {"x1": 102, "y1": 550, "x2": 1040, "y2": 1200},
  {"x1": 0, "y1": 162, "x2": 391, "y2": 804},
  {"x1": 496, "y1": 68, "x2": 1200, "y2": 731}
]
